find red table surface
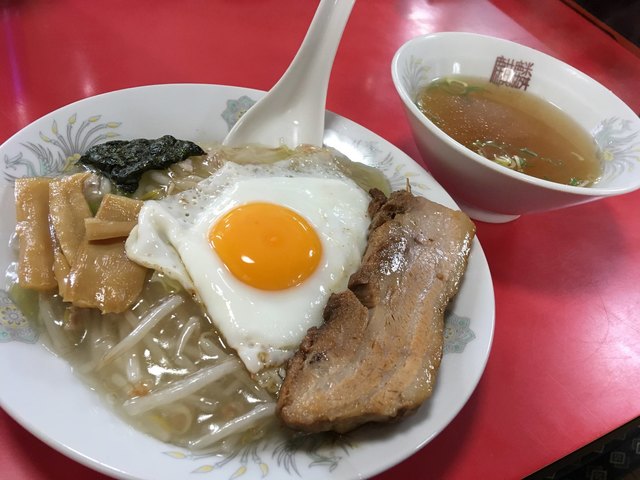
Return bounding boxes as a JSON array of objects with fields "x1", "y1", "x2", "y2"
[{"x1": 1, "y1": 1, "x2": 639, "y2": 479}]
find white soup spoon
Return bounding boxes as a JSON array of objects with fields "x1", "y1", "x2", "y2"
[{"x1": 223, "y1": 0, "x2": 356, "y2": 148}]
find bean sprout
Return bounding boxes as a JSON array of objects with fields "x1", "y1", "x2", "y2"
[
  {"x1": 122, "y1": 359, "x2": 242, "y2": 416},
  {"x1": 38, "y1": 294, "x2": 72, "y2": 354},
  {"x1": 176, "y1": 316, "x2": 200, "y2": 357},
  {"x1": 188, "y1": 403, "x2": 276, "y2": 451},
  {"x1": 99, "y1": 295, "x2": 183, "y2": 368}
]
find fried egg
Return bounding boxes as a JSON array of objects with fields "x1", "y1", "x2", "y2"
[{"x1": 125, "y1": 158, "x2": 370, "y2": 373}]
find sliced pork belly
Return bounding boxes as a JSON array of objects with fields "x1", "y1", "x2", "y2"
[{"x1": 277, "y1": 188, "x2": 475, "y2": 433}]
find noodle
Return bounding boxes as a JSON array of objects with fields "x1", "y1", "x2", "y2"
[
  {"x1": 38, "y1": 294, "x2": 72, "y2": 354},
  {"x1": 99, "y1": 294, "x2": 183, "y2": 368},
  {"x1": 124, "y1": 310, "x2": 169, "y2": 365},
  {"x1": 110, "y1": 372, "x2": 129, "y2": 388},
  {"x1": 174, "y1": 354, "x2": 197, "y2": 371},
  {"x1": 160, "y1": 403, "x2": 194, "y2": 435},
  {"x1": 122, "y1": 359, "x2": 242, "y2": 416},
  {"x1": 198, "y1": 334, "x2": 226, "y2": 359},
  {"x1": 188, "y1": 403, "x2": 276, "y2": 450},
  {"x1": 183, "y1": 395, "x2": 219, "y2": 414},
  {"x1": 126, "y1": 351, "x2": 143, "y2": 384},
  {"x1": 175, "y1": 316, "x2": 200, "y2": 357}
]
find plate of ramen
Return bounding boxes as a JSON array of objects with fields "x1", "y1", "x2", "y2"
[{"x1": 0, "y1": 84, "x2": 494, "y2": 480}]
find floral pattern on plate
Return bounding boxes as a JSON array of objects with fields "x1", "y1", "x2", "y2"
[
  {"x1": 0, "y1": 289, "x2": 39, "y2": 344},
  {"x1": 222, "y1": 96, "x2": 258, "y2": 132},
  {"x1": 164, "y1": 431, "x2": 355, "y2": 478},
  {"x1": 2, "y1": 114, "x2": 121, "y2": 183}
]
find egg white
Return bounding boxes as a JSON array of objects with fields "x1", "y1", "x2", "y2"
[{"x1": 126, "y1": 160, "x2": 370, "y2": 373}]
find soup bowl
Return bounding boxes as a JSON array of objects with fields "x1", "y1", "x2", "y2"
[{"x1": 391, "y1": 32, "x2": 640, "y2": 223}]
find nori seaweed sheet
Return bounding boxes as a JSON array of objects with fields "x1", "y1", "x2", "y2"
[{"x1": 79, "y1": 135, "x2": 205, "y2": 193}]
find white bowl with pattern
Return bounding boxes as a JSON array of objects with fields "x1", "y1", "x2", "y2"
[{"x1": 392, "y1": 32, "x2": 640, "y2": 223}]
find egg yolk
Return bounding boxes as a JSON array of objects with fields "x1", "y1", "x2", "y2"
[{"x1": 209, "y1": 202, "x2": 322, "y2": 291}]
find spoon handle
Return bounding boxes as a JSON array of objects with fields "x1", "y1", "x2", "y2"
[{"x1": 224, "y1": 0, "x2": 356, "y2": 148}]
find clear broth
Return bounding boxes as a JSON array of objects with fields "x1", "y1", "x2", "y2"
[{"x1": 416, "y1": 76, "x2": 602, "y2": 186}]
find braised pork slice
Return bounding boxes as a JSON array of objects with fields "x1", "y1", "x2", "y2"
[{"x1": 277, "y1": 188, "x2": 475, "y2": 433}]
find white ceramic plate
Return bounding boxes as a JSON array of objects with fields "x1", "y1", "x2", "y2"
[{"x1": 0, "y1": 84, "x2": 494, "y2": 480}]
